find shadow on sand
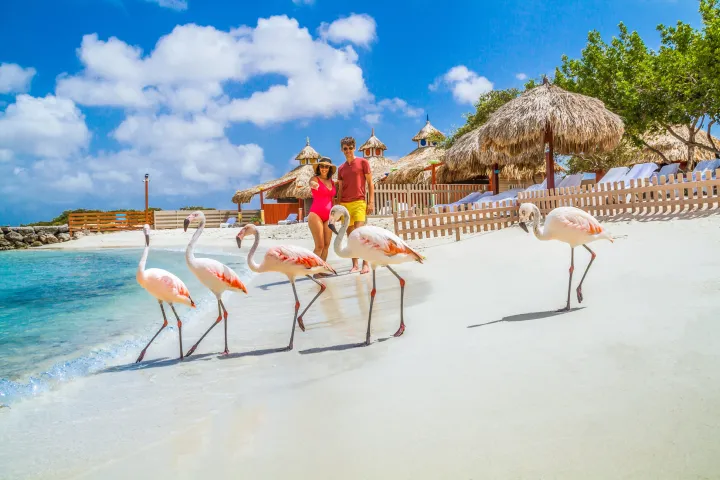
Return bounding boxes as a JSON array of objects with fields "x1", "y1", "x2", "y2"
[
  {"x1": 217, "y1": 346, "x2": 288, "y2": 359},
  {"x1": 467, "y1": 307, "x2": 585, "y2": 329},
  {"x1": 299, "y1": 342, "x2": 368, "y2": 355},
  {"x1": 255, "y1": 271, "x2": 357, "y2": 291},
  {"x1": 96, "y1": 352, "x2": 216, "y2": 374}
]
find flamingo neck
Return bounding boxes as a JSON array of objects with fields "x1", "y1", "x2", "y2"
[
  {"x1": 332, "y1": 213, "x2": 352, "y2": 258},
  {"x1": 185, "y1": 216, "x2": 205, "y2": 268},
  {"x1": 137, "y1": 244, "x2": 149, "y2": 283},
  {"x1": 531, "y1": 206, "x2": 550, "y2": 241},
  {"x1": 246, "y1": 225, "x2": 263, "y2": 273}
]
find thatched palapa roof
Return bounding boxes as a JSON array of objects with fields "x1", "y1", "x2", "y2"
[
  {"x1": 296, "y1": 137, "x2": 321, "y2": 161},
  {"x1": 479, "y1": 80, "x2": 624, "y2": 156},
  {"x1": 358, "y1": 128, "x2": 387, "y2": 151},
  {"x1": 383, "y1": 146, "x2": 446, "y2": 184},
  {"x1": 412, "y1": 117, "x2": 444, "y2": 142},
  {"x1": 232, "y1": 165, "x2": 305, "y2": 204},
  {"x1": 640, "y1": 126, "x2": 720, "y2": 166}
]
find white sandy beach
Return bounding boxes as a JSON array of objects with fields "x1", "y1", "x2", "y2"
[{"x1": 3, "y1": 214, "x2": 720, "y2": 479}]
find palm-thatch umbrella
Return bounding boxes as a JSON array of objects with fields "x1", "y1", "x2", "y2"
[
  {"x1": 640, "y1": 126, "x2": 720, "y2": 167},
  {"x1": 383, "y1": 146, "x2": 446, "y2": 184},
  {"x1": 479, "y1": 77, "x2": 624, "y2": 189}
]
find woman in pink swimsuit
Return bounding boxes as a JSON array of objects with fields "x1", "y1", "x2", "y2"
[{"x1": 308, "y1": 157, "x2": 337, "y2": 265}]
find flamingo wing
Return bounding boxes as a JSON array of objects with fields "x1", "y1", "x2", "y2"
[
  {"x1": 356, "y1": 226, "x2": 424, "y2": 263},
  {"x1": 269, "y1": 245, "x2": 336, "y2": 273},
  {"x1": 558, "y1": 209, "x2": 605, "y2": 236},
  {"x1": 196, "y1": 258, "x2": 248, "y2": 293}
]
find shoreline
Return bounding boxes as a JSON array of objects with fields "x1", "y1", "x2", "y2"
[{"x1": 1, "y1": 215, "x2": 720, "y2": 479}]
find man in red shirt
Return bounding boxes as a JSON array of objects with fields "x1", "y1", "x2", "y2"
[{"x1": 337, "y1": 136, "x2": 375, "y2": 274}]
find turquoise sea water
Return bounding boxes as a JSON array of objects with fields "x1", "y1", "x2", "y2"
[{"x1": 0, "y1": 248, "x2": 249, "y2": 406}]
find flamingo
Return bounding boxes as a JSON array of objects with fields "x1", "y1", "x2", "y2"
[
  {"x1": 328, "y1": 205, "x2": 424, "y2": 346},
  {"x1": 135, "y1": 224, "x2": 195, "y2": 363},
  {"x1": 183, "y1": 211, "x2": 248, "y2": 357},
  {"x1": 518, "y1": 203, "x2": 614, "y2": 311},
  {"x1": 236, "y1": 223, "x2": 336, "y2": 351}
]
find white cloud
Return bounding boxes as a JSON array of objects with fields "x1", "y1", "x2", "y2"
[
  {"x1": 145, "y1": 0, "x2": 188, "y2": 10},
  {"x1": 0, "y1": 63, "x2": 37, "y2": 94},
  {"x1": 429, "y1": 65, "x2": 493, "y2": 105},
  {"x1": 360, "y1": 97, "x2": 423, "y2": 124},
  {"x1": 0, "y1": 149, "x2": 12, "y2": 162},
  {"x1": 319, "y1": 14, "x2": 376, "y2": 48},
  {"x1": 292, "y1": 0, "x2": 314, "y2": 4},
  {"x1": 516, "y1": 73, "x2": 528, "y2": 81},
  {"x1": 0, "y1": 95, "x2": 90, "y2": 159},
  {"x1": 363, "y1": 113, "x2": 381, "y2": 124}
]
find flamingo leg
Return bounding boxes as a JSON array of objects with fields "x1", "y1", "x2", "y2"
[
  {"x1": 576, "y1": 245, "x2": 596, "y2": 304},
  {"x1": 559, "y1": 247, "x2": 575, "y2": 312},
  {"x1": 296, "y1": 275, "x2": 327, "y2": 332},
  {"x1": 386, "y1": 266, "x2": 406, "y2": 337},
  {"x1": 219, "y1": 298, "x2": 230, "y2": 355},
  {"x1": 365, "y1": 268, "x2": 377, "y2": 346},
  {"x1": 286, "y1": 280, "x2": 300, "y2": 351},
  {"x1": 136, "y1": 301, "x2": 169, "y2": 363},
  {"x1": 185, "y1": 300, "x2": 223, "y2": 357},
  {"x1": 169, "y1": 303, "x2": 184, "y2": 360}
]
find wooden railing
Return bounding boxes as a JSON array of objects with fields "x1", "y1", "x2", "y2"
[
  {"x1": 374, "y1": 183, "x2": 485, "y2": 215},
  {"x1": 68, "y1": 211, "x2": 149, "y2": 235},
  {"x1": 393, "y1": 171, "x2": 720, "y2": 241},
  {"x1": 153, "y1": 210, "x2": 237, "y2": 230}
]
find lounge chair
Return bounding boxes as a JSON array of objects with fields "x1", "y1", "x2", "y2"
[
  {"x1": 620, "y1": 162, "x2": 659, "y2": 187},
  {"x1": 649, "y1": 163, "x2": 680, "y2": 185},
  {"x1": 524, "y1": 174, "x2": 565, "y2": 192},
  {"x1": 556, "y1": 173, "x2": 583, "y2": 189},
  {"x1": 433, "y1": 191, "x2": 493, "y2": 211},
  {"x1": 597, "y1": 167, "x2": 630, "y2": 185},
  {"x1": 219, "y1": 217, "x2": 237, "y2": 228},
  {"x1": 278, "y1": 213, "x2": 299, "y2": 225}
]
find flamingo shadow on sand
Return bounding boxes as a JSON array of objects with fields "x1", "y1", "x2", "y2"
[
  {"x1": 96, "y1": 353, "x2": 216, "y2": 374},
  {"x1": 467, "y1": 307, "x2": 585, "y2": 329},
  {"x1": 299, "y1": 342, "x2": 368, "y2": 355},
  {"x1": 217, "y1": 347, "x2": 288, "y2": 360}
]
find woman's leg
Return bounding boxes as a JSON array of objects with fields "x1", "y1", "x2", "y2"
[
  {"x1": 321, "y1": 220, "x2": 332, "y2": 261},
  {"x1": 307, "y1": 213, "x2": 324, "y2": 258}
]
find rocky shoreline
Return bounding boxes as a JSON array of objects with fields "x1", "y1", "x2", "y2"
[{"x1": 0, "y1": 225, "x2": 88, "y2": 251}]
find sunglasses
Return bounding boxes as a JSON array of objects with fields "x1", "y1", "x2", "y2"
[
  {"x1": 342, "y1": 146, "x2": 353, "y2": 151},
  {"x1": 319, "y1": 165, "x2": 330, "y2": 169}
]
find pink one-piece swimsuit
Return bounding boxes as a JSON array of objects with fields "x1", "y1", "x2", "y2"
[{"x1": 309, "y1": 178, "x2": 336, "y2": 222}]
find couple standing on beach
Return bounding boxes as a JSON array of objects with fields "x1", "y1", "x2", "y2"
[{"x1": 308, "y1": 136, "x2": 375, "y2": 275}]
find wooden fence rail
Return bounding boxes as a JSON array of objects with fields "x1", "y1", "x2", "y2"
[
  {"x1": 393, "y1": 171, "x2": 720, "y2": 241},
  {"x1": 69, "y1": 211, "x2": 149, "y2": 235},
  {"x1": 153, "y1": 210, "x2": 238, "y2": 230},
  {"x1": 375, "y1": 183, "x2": 485, "y2": 215}
]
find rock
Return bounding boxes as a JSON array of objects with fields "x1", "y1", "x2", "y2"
[
  {"x1": 0, "y1": 245, "x2": 14, "y2": 251},
  {"x1": 72, "y1": 232, "x2": 85, "y2": 240},
  {"x1": 5, "y1": 231, "x2": 23, "y2": 242},
  {"x1": 57, "y1": 225, "x2": 69, "y2": 234},
  {"x1": 24, "y1": 233, "x2": 39, "y2": 243},
  {"x1": 10, "y1": 226, "x2": 34, "y2": 235},
  {"x1": 31, "y1": 241, "x2": 44, "y2": 247},
  {"x1": 57, "y1": 233, "x2": 71, "y2": 242},
  {"x1": 34, "y1": 226, "x2": 59, "y2": 235},
  {"x1": 0, "y1": 238, "x2": 12, "y2": 248},
  {"x1": 13, "y1": 241, "x2": 28, "y2": 249},
  {"x1": 1, "y1": 227, "x2": 9, "y2": 234},
  {"x1": 39, "y1": 233, "x2": 59, "y2": 244}
]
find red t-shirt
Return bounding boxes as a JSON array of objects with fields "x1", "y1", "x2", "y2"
[{"x1": 337, "y1": 157, "x2": 371, "y2": 203}]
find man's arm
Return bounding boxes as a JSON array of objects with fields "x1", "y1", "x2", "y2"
[{"x1": 365, "y1": 173, "x2": 374, "y2": 214}]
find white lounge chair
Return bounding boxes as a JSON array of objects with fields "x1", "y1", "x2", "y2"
[
  {"x1": 219, "y1": 217, "x2": 237, "y2": 228},
  {"x1": 597, "y1": 167, "x2": 630, "y2": 185},
  {"x1": 556, "y1": 173, "x2": 583, "y2": 189}
]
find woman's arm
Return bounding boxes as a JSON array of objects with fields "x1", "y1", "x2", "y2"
[{"x1": 309, "y1": 176, "x2": 319, "y2": 190}]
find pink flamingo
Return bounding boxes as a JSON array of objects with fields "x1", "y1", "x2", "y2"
[
  {"x1": 328, "y1": 205, "x2": 424, "y2": 345},
  {"x1": 236, "y1": 224, "x2": 336, "y2": 351},
  {"x1": 518, "y1": 203, "x2": 614, "y2": 311},
  {"x1": 183, "y1": 211, "x2": 248, "y2": 356},
  {"x1": 135, "y1": 224, "x2": 195, "y2": 363}
]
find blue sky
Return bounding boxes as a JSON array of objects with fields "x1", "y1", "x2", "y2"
[{"x1": 0, "y1": 0, "x2": 705, "y2": 224}]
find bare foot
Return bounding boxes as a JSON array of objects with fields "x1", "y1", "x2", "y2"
[
  {"x1": 349, "y1": 266, "x2": 360, "y2": 273},
  {"x1": 360, "y1": 264, "x2": 370, "y2": 274}
]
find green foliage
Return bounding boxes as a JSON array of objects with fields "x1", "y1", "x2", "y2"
[
  {"x1": 179, "y1": 206, "x2": 216, "y2": 211},
  {"x1": 566, "y1": 140, "x2": 642, "y2": 174}
]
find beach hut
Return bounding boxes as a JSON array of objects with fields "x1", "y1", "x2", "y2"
[
  {"x1": 478, "y1": 77, "x2": 625, "y2": 190},
  {"x1": 232, "y1": 138, "x2": 323, "y2": 224},
  {"x1": 383, "y1": 118, "x2": 446, "y2": 184}
]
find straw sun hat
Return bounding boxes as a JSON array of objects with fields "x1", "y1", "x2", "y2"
[{"x1": 314, "y1": 157, "x2": 337, "y2": 177}]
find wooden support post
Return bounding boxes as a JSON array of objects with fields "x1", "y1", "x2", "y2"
[
  {"x1": 545, "y1": 125, "x2": 556, "y2": 191},
  {"x1": 492, "y1": 163, "x2": 499, "y2": 195}
]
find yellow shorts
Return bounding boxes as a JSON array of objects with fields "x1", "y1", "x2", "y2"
[{"x1": 341, "y1": 199, "x2": 367, "y2": 224}]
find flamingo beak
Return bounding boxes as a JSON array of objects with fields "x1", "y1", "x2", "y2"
[
  {"x1": 236, "y1": 236, "x2": 243, "y2": 249},
  {"x1": 183, "y1": 218, "x2": 190, "y2": 232},
  {"x1": 329, "y1": 222, "x2": 338, "y2": 234},
  {"x1": 145, "y1": 233, "x2": 150, "y2": 246},
  {"x1": 519, "y1": 222, "x2": 529, "y2": 233}
]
